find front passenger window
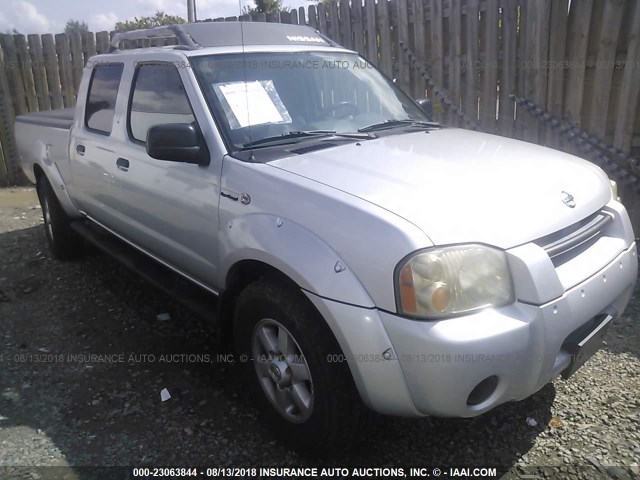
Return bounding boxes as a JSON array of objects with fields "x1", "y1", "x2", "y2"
[{"x1": 129, "y1": 63, "x2": 195, "y2": 144}]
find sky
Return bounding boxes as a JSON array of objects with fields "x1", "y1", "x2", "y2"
[{"x1": 0, "y1": 0, "x2": 314, "y2": 34}]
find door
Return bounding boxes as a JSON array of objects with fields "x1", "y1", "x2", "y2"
[
  {"x1": 70, "y1": 63, "x2": 124, "y2": 221},
  {"x1": 106, "y1": 62, "x2": 221, "y2": 288}
]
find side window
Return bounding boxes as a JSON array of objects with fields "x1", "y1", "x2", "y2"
[
  {"x1": 129, "y1": 63, "x2": 195, "y2": 144},
  {"x1": 85, "y1": 64, "x2": 124, "y2": 134}
]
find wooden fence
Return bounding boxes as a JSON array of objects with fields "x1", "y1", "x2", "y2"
[{"x1": 1, "y1": 0, "x2": 640, "y2": 190}]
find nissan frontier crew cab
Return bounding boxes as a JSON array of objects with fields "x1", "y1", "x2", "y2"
[{"x1": 15, "y1": 22, "x2": 637, "y2": 449}]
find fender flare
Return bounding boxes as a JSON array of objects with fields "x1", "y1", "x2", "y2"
[
  {"x1": 219, "y1": 213, "x2": 375, "y2": 308},
  {"x1": 33, "y1": 141, "x2": 80, "y2": 219}
]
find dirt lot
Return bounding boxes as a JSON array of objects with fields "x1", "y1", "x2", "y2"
[{"x1": 0, "y1": 187, "x2": 639, "y2": 479}]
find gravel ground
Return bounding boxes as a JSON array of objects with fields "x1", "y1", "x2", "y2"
[{"x1": 0, "y1": 187, "x2": 639, "y2": 479}]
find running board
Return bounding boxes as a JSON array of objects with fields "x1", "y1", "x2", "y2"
[{"x1": 71, "y1": 221, "x2": 218, "y2": 323}]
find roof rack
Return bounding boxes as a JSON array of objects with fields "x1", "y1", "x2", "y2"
[{"x1": 109, "y1": 25, "x2": 200, "y2": 52}]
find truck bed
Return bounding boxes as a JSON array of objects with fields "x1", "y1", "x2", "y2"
[
  {"x1": 16, "y1": 107, "x2": 74, "y2": 130},
  {"x1": 15, "y1": 108, "x2": 74, "y2": 185}
]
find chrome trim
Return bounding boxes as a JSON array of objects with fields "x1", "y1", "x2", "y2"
[{"x1": 538, "y1": 210, "x2": 613, "y2": 260}]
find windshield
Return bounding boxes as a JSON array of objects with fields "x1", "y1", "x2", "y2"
[{"x1": 191, "y1": 51, "x2": 428, "y2": 151}]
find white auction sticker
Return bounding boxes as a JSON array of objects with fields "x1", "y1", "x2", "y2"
[{"x1": 216, "y1": 80, "x2": 288, "y2": 129}]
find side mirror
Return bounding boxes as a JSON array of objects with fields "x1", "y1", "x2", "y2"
[
  {"x1": 146, "y1": 123, "x2": 210, "y2": 166},
  {"x1": 416, "y1": 98, "x2": 433, "y2": 120}
]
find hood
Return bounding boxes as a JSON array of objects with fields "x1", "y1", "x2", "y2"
[{"x1": 269, "y1": 128, "x2": 611, "y2": 249}]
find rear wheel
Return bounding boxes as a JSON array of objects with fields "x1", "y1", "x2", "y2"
[
  {"x1": 234, "y1": 278, "x2": 368, "y2": 450},
  {"x1": 36, "y1": 175, "x2": 83, "y2": 260}
]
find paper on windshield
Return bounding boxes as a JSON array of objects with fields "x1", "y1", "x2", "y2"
[{"x1": 214, "y1": 80, "x2": 292, "y2": 130}]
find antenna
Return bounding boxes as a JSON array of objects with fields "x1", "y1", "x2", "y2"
[{"x1": 239, "y1": 0, "x2": 254, "y2": 161}]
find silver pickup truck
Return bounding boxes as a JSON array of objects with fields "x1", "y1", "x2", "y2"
[{"x1": 15, "y1": 22, "x2": 637, "y2": 449}]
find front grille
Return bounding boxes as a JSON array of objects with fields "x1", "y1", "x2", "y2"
[{"x1": 534, "y1": 209, "x2": 614, "y2": 266}]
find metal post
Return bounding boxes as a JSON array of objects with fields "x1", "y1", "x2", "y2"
[{"x1": 187, "y1": 0, "x2": 195, "y2": 22}]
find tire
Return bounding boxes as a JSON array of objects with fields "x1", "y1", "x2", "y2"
[
  {"x1": 36, "y1": 175, "x2": 84, "y2": 260},
  {"x1": 234, "y1": 278, "x2": 368, "y2": 451}
]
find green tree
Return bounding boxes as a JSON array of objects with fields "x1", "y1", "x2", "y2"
[
  {"x1": 65, "y1": 19, "x2": 89, "y2": 34},
  {"x1": 114, "y1": 11, "x2": 186, "y2": 32},
  {"x1": 243, "y1": 0, "x2": 288, "y2": 15}
]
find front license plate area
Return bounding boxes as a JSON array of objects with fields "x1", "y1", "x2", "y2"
[{"x1": 561, "y1": 314, "x2": 613, "y2": 379}]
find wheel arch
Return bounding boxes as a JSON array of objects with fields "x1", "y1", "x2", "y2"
[{"x1": 33, "y1": 161, "x2": 81, "y2": 219}]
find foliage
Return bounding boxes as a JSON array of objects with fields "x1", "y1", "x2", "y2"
[
  {"x1": 64, "y1": 20, "x2": 89, "y2": 35},
  {"x1": 243, "y1": 0, "x2": 289, "y2": 15},
  {"x1": 114, "y1": 11, "x2": 186, "y2": 32}
]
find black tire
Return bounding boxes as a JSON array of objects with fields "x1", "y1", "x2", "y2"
[
  {"x1": 36, "y1": 175, "x2": 84, "y2": 260},
  {"x1": 234, "y1": 277, "x2": 368, "y2": 451}
]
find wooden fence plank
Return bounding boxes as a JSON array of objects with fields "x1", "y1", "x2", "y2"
[
  {"x1": 587, "y1": 0, "x2": 625, "y2": 138},
  {"x1": 515, "y1": 0, "x2": 526, "y2": 136},
  {"x1": 0, "y1": 49, "x2": 9, "y2": 186},
  {"x1": 480, "y1": 0, "x2": 499, "y2": 131},
  {"x1": 68, "y1": 33, "x2": 84, "y2": 94},
  {"x1": 42, "y1": 34, "x2": 64, "y2": 110},
  {"x1": 564, "y1": 0, "x2": 594, "y2": 127},
  {"x1": 429, "y1": 0, "x2": 444, "y2": 86},
  {"x1": 13, "y1": 34, "x2": 38, "y2": 112},
  {"x1": 545, "y1": 0, "x2": 569, "y2": 145},
  {"x1": 464, "y1": 0, "x2": 480, "y2": 121},
  {"x1": 81, "y1": 32, "x2": 97, "y2": 63},
  {"x1": 0, "y1": 138, "x2": 7, "y2": 187},
  {"x1": 340, "y1": 0, "x2": 353, "y2": 49},
  {"x1": 449, "y1": 0, "x2": 463, "y2": 125},
  {"x1": 0, "y1": 34, "x2": 28, "y2": 116},
  {"x1": 96, "y1": 31, "x2": 110, "y2": 54},
  {"x1": 329, "y1": 1, "x2": 340, "y2": 43},
  {"x1": 252, "y1": 13, "x2": 266, "y2": 22},
  {"x1": 429, "y1": 0, "x2": 445, "y2": 122},
  {"x1": 308, "y1": 5, "x2": 318, "y2": 28},
  {"x1": 389, "y1": 0, "x2": 397, "y2": 80},
  {"x1": 377, "y1": 0, "x2": 393, "y2": 78},
  {"x1": 27, "y1": 34, "x2": 51, "y2": 111},
  {"x1": 411, "y1": 0, "x2": 426, "y2": 98},
  {"x1": 279, "y1": 10, "x2": 291, "y2": 24},
  {"x1": 352, "y1": 0, "x2": 365, "y2": 56},
  {"x1": 498, "y1": 0, "x2": 518, "y2": 137},
  {"x1": 614, "y1": 0, "x2": 640, "y2": 151},
  {"x1": 365, "y1": 0, "x2": 378, "y2": 65},
  {"x1": 522, "y1": 0, "x2": 551, "y2": 142},
  {"x1": 291, "y1": 9, "x2": 299, "y2": 25},
  {"x1": 55, "y1": 34, "x2": 75, "y2": 108},
  {"x1": 395, "y1": 0, "x2": 410, "y2": 93},
  {"x1": 0, "y1": 56, "x2": 18, "y2": 184},
  {"x1": 317, "y1": 3, "x2": 328, "y2": 35},
  {"x1": 298, "y1": 7, "x2": 307, "y2": 26}
]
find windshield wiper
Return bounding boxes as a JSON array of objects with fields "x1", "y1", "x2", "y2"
[
  {"x1": 358, "y1": 119, "x2": 443, "y2": 133},
  {"x1": 243, "y1": 130, "x2": 374, "y2": 149}
]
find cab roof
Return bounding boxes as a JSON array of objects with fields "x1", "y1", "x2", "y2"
[{"x1": 109, "y1": 22, "x2": 339, "y2": 52}]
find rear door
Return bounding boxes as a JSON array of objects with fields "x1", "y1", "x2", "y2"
[
  {"x1": 107, "y1": 61, "x2": 221, "y2": 287},
  {"x1": 70, "y1": 63, "x2": 124, "y2": 220}
]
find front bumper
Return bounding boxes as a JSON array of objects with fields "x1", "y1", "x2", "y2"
[
  {"x1": 379, "y1": 241, "x2": 636, "y2": 417},
  {"x1": 306, "y1": 204, "x2": 637, "y2": 417}
]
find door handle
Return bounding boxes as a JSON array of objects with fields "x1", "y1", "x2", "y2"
[
  {"x1": 76, "y1": 144, "x2": 85, "y2": 155},
  {"x1": 116, "y1": 157, "x2": 130, "y2": 172}
]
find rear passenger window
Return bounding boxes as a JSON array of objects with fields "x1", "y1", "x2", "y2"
[
  {"x1": 85, "y1": 64, "x2": 123, "y2": 134},
  {"x1": 129, "y1": 63, "x2": 195, "y2": 144}
]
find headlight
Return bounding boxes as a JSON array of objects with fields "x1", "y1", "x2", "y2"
[
  {"x1": 610, "y1": 179, "x2": 621, "y2": 202},
  {"x1": 396, "y1": 245, "x2": 514, "y2": 319}
]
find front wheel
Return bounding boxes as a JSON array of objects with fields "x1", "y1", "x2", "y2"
[{"x1": 234, "y1": 278, "x2": 368, "y2": 450}]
